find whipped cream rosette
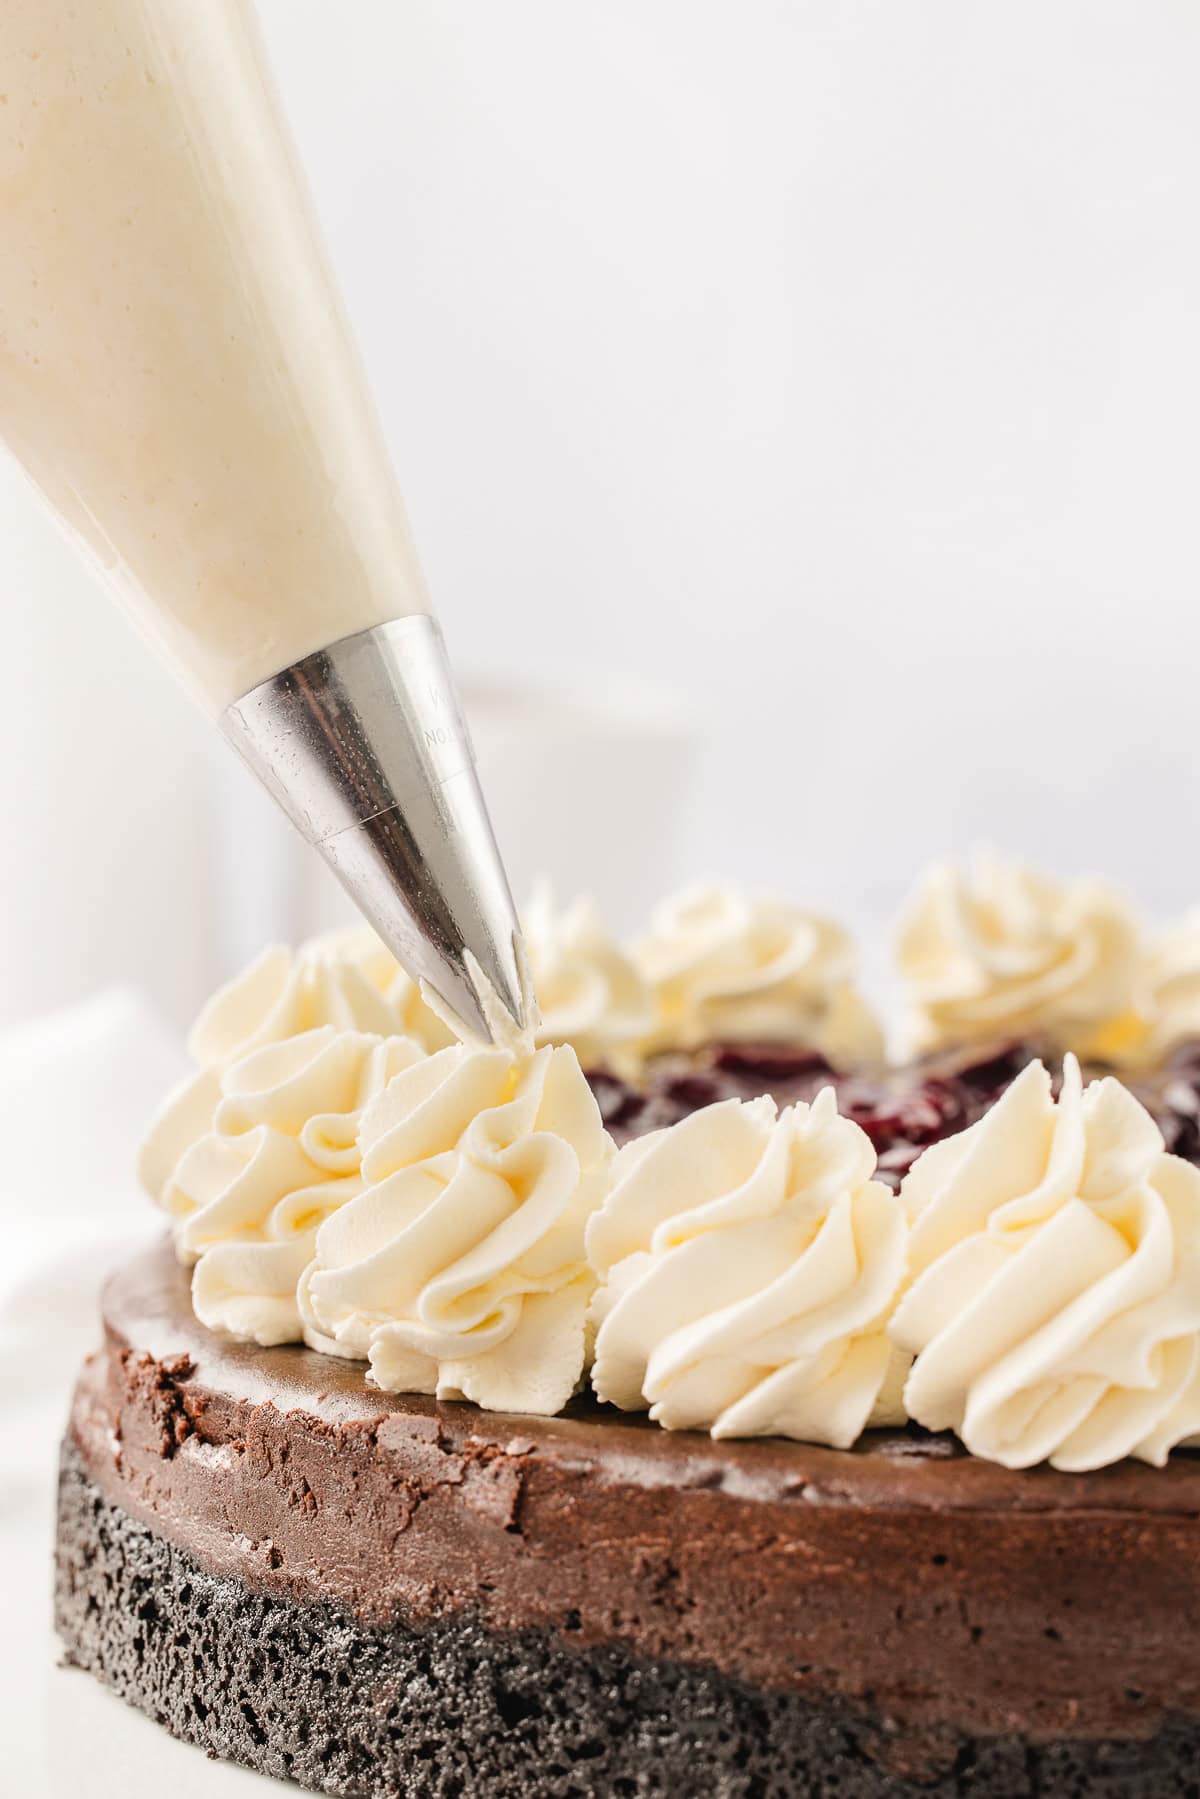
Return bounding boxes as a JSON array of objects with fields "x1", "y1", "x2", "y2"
[
  {"x1": 891, "y1": 1055, "x2": 1200, "y2": 1470},
  {"x1": 138, "y1": 927, "x2": 427, "y2": 1200},
  {"x1": 522, "y1": 886, "x2": 654, "y2": 1075},
  {"x1": 631, "y1": 884, "x2": 883, "y2": 1070},
  {"x1": 140, "y1": 1027, "x2": 420, "y2": 1346},
  {"x1": 1141, "y1": 909, "x2": 1200, "y2": 1064},
  {"x1": 141, "y1": 933, "x2": 453, "y2": 1229},
  {"x1": 185, "y1": 926, "x2": 453, "y2": 1087},
  {"x1": 308, "y1": 925, "x2": 458, "y2": 1056},
  {"x1": 188, "y1": 938, "x2": 402, "y2": 1070},
  {"x1": 587, "y1": 1089, "x2": 908, "y2": 1447},
  {"x1": 146, "y1": 936, "x2": 412, "y2": 1193},
  {"x1": 299, "y1": 1037, "x2": 614, "y2": 1415},
  {"x1": 896, "y1": 852, "x2": 1145, "y2": 1061}
]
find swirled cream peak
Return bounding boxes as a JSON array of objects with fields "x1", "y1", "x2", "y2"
[
  {"x1": 522, "y1": 886, "x2": 654, "y2": 1074},
  {"x1": 587, "y1": 1089, "x2": 908, "y2": 1446},
  {"x1": 890, "y1": 1055, "x2": 1200, "y2": 1470},
  {"x1": 896, "y1": 854, "x2": 1145, "y2": 1060},
  {"x1": 299, "y1": 1038, "x2": 614, "y2": 1414},
  {"x1": 141, "y1": 1027, "x2": 421, "y2": 1347},
  {"x1": 188, "y1": 932, "x2": 452, "y2": 1073},
  {"x1": 137, "y1": 931, "x2": 452, "y2": 1262},
  {"x1": 307, "y1": 926, "x2": 458, "y2": 1055},
  {"x1": 0, "y1": 0, "x2": 431, "y2": 716},
  {"x1": 631, "y1": 885, "x2": 883, "y2": 1069}
]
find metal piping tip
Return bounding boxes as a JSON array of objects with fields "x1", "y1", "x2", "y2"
[{"x1": 221, "y1": 615, "x2": 531, "y2": 1046}]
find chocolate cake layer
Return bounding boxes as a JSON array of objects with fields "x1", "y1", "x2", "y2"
[
  {"x1": 60, "y1": 1240, "x2": 1200, "y2": 1786},
  {"x1": 55, "y1": 1436, "x2": 1200, "y2": 1799}
]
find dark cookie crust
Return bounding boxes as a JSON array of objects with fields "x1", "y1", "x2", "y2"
[{"x1": 55, "y1": 1438, "x2": 1200, "y2": 1799}]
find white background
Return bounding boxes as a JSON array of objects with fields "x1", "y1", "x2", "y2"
[
  {"x1": 4, "y1": 0, "x2": 1200, "y2": 1031},
  {"x1": 4, "y1": 7, "x2": 1200, "y2": 1786}
]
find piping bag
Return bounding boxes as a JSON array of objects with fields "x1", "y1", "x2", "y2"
[{"x1": 0, "y1": 0, "x2": 530, "y2": 1044}]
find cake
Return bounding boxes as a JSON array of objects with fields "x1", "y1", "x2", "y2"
[{"x1": 54, "y1": 860, "x2": 1200, "y2": 1796}]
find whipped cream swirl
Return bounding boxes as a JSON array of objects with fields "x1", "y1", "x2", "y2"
[
  {"x1": 891, "y1": 1056, "x2": 1200, "y2": 1469},
  {"x1": 138, "y1": 928, "x2": 447, "y2": 1346},
  {"x1": 632, "y1": 885, "x2": 882, "y2": 1069},
  {"x1": 300, "y1": 1038, "x2": 613, "y2": 1414},
  {"x1": 587, "y1": 1089, "x2": 907, "y2": 1446},
  {"x1": 522, "y1": 886, "x2": 654, "y2": 1074},
  {"x1": 1141, "y1": 910, "x2": 1200, "y2": 1064},
  {"x1": 141, "y1": 1027, "x2": 419, "y2": 1345},
  {"x1": 896, "y1": 853, "x2": 1144, "y2": 1060},
  {"x1": 188, "y1": 939, "x2": 398, "y2": 1070},
  {"x1": 311, "y1": 925, "x2": 458, "y2": 1055},
  {"x1": 187, "y1": 931, "x2": 455, "y2": 1075}
]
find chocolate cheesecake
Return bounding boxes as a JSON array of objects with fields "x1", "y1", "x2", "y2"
[
  {"x1": 56, "y1": 1239, "x2": 1200, "y2": 1797},
  {"x1": 55, "y1": 850, "x2": 1200, "y2": 1799}
]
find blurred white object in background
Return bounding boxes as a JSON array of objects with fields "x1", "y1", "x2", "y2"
[
  {"x1": 462, "y1": 675, "x2": 702, "y2": 931},
  {"x1": 281, "y1": 673, "x2": 704, "y2": 942},
  {"x1": 0, "y1": 456, "x2": 228, "y2": 1033},
  {"x1": 0, "y1": 988, "x2": 186, "y2": 1270}
]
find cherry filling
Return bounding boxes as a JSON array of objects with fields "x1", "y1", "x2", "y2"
[{"x1": 585, "y1": 1039, "x2": 1200, "y2": 1192}]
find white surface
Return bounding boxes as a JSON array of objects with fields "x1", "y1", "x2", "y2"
[
  {"x1": 1, "y1": 1237, "x2": 292, "y2": 1795},
  {"x1": 0, "y1": 995, "x2": 287, "y2": 1787}
]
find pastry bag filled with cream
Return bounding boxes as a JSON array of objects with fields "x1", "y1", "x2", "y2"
[{"x1": 0, "y1": 0, "x2": 528, "y2": 1043}]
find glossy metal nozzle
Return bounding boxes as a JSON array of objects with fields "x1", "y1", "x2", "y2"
[{"x1": 221, "y1": 615, "x2": 530, "y2": 1045}]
